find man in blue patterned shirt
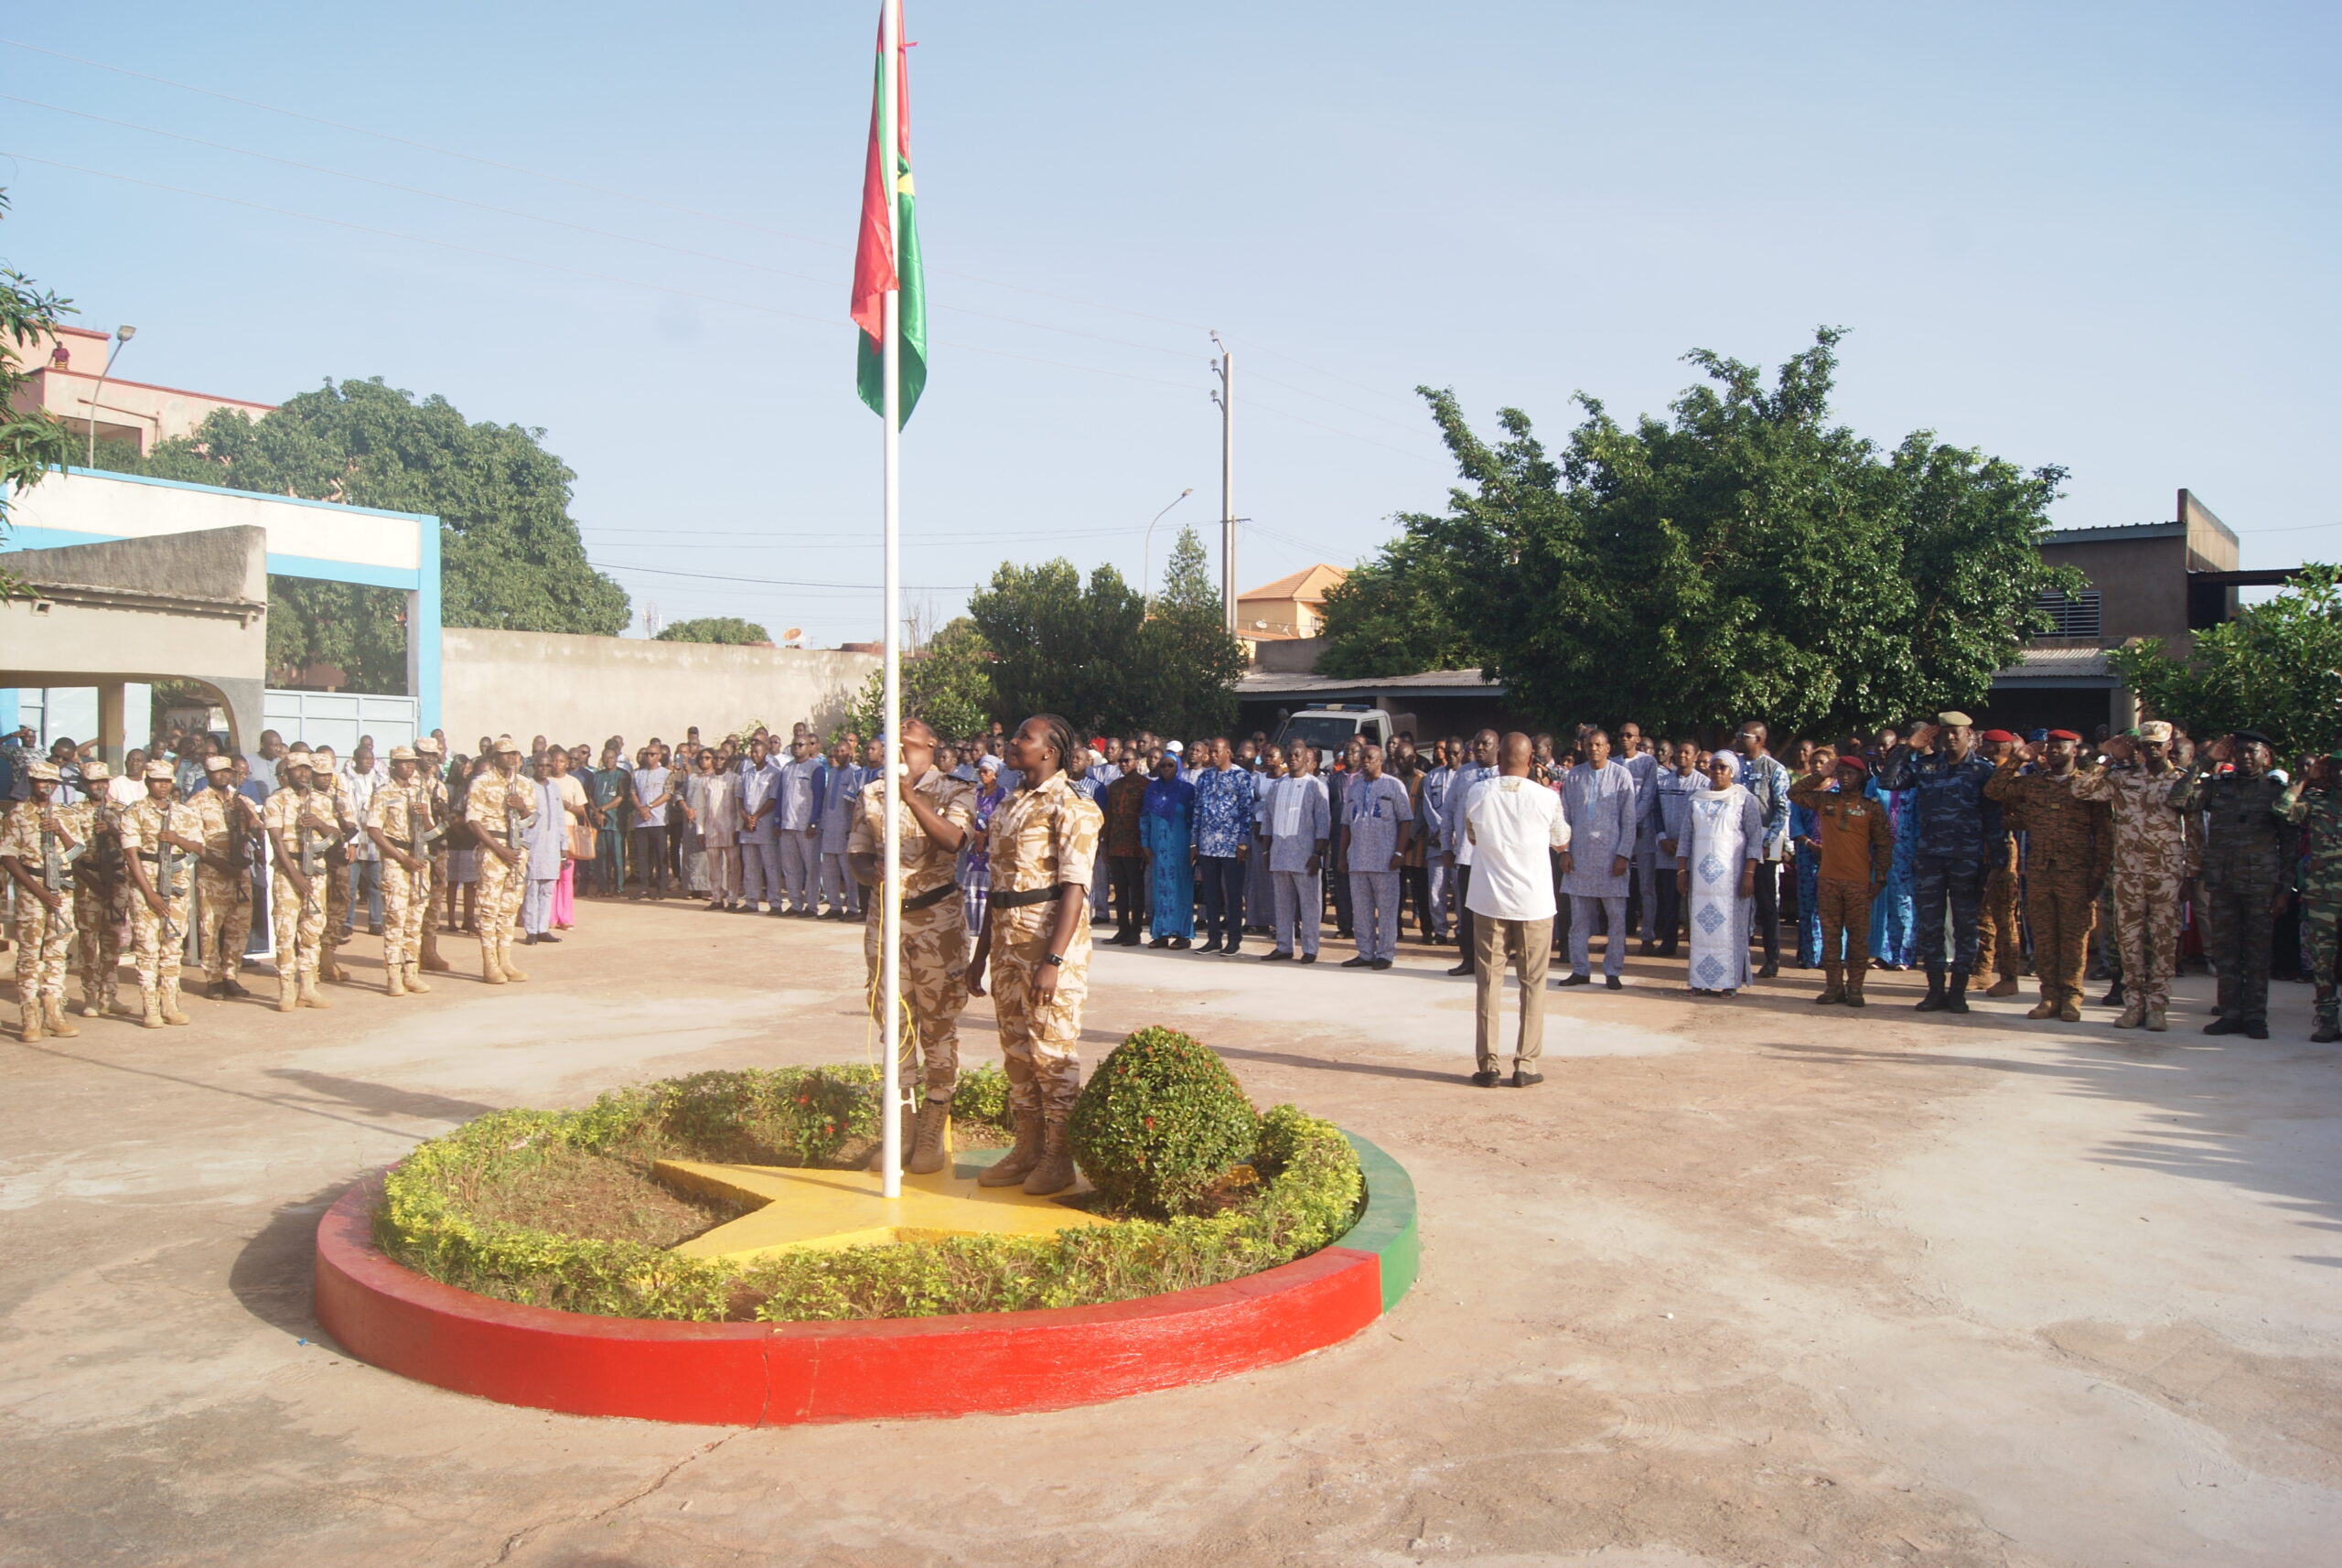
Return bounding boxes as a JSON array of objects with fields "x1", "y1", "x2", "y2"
[
  {"x1": 1733, "y1": 721, "x2": 1793, "y2": 979},
  {"x1": 1190, "y1": 737, "x2": 1258, "y2": 954}
]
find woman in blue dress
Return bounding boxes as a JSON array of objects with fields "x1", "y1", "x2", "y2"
[
  {"x1": 1791, "y1": 746, "x2": 1824, "y2": 969},
  {"x1": 1140, "y1": 754, "x2": 1197, "y2": 948}
]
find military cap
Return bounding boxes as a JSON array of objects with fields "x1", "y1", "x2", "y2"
[
  {"x1": 2132, "y1": 722, "x2": 2164, "y2": 741},
  {"x1": 414, "y1": 736, "x2": 444, "y2": 755},
  {"x1": 281, "y1": 748, "x2": 316, "y2": 772},
  {"x1": 492, "y1": 735, "x2": 521, "y2": 755},
  {"x1": 1833, "y1": 754, "x2": 1869, "y2": 775},
  {"x1": 2044, "y1": 728, "x2": 2082, "y2": 742},
  {"x1": 2231, "y1": 728, "x2": 2274, "y2": 748},
  {"x1": 143, "y1": 760, "x2": 177, "y2": 781},
  {"x1": 24, "y1": 760, "x2": 60, "y2": 783},
  {"x1": 1979, "y1": 728, "x2": 2016, "y2": 744},
  {"x1": 81, "y1": 760, "x2": 113, "y2": 783},
  {"x1": 1936, "y1": 711, "x2": 1973, "y2": 728},
  {"x1": 389, "y1": 745, "x2": 418, "y2": 762},
  {"x1": 203, "y1": 754, "x2": 234, "y2": 772}
]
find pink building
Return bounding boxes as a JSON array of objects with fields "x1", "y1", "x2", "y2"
[{"x1": 12, "y1": 324, "x2": 276, "y2": 456}]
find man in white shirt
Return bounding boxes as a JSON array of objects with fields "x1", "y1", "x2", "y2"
[
  {"x1": 1444, "y1": 729, "x2": 1501, "y2": 978},
  {"x1": 1464, "y1": 732, "x2": 1571, "y2": 1089},
  {"x1": 630, "y1": 749, "x2": 674, "y2": 899}
]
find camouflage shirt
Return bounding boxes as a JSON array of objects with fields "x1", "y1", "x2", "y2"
[
  {"x1": 2071, "y1": 763, "x2": 2194, "y2": 880},
  {"x1": 263, "y1": 786, "x2": 342, "y2": 874},
  {"x1": 848, "y1": 767, "x2": 977, "y2": 899},
  {"x1": 1871, "y1": 746, "x2": 2004, "y2": 864},
  {"x1": 0, "y1": 800, "x2": 84, "y2": 890},
  {"x1": 2279, "y1": 781, "x2": 2342, "y2": 899},
  {"x1": 464, "y1": 769, "x2": 538, "y2": 844},
  {"x1": 2183, "y1": 769, "x2": 2293, "y2": 891},
  {"x1": 985, "y1": 773, "x2": 1102, "y2": 895},
  {"x1": 119, "y1": 796, "x2": 199, "y2": 897},
  {"x1": 1983, "y1": 759, "x2": 2113, "y2": 882},
  {"x1": 367, "y1": 779, "x2": 432, "y2": 857}
]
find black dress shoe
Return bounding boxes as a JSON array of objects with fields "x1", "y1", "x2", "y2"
[
  {"x1": 2204, "y1": 1017, "x2": 2242, "y2": 1036},
  {"x1": 1556, "y1": 972, "x2": 1591, "y2": 987},
  {"x1": 1605, "y1": 974, "x2": 1622, "y2": 990},
  {"x1": 2244, "y1": 1021, "x2": 2270, "y2": 1039},
  {"x1": 522, "y1": 933, "x2": 539, "y2": 945},
  {"x1": 1511, "y1": 1068, "x2": 1543, "y2": 1089},
  {"x1": 1370, "y1": 958, "x2": 1391, "y2": 970},
  {"x1": 1262, "y1": 949, "x2": 1293, "y2": 961},
  {"x1": 1298, "y1": 953, "x2": 1317, "y2": 963},
  {"x1": 1756, "y1": 961, "x2": 1778, "y2": 979},
  {"x1": 1470, "y1": 1069, "x2": 1502, "y2": 1088},
  {"x1": 1168, "y1": 936, "x2": 1190, "y2": 950},
  {"x1": 1447, "y1": 961, "x2": 1474, "y2": 976},
  {"x1": 1340, "y1": 956, "x2": 1372, "y2": 968},
  {"x1": 537, "y1": 933, "x2": 562, "y2": 944},
  {"x1": 1149, "y1": 936, "x2": 1170, "y2": 949},
  {"x1": 1659, "y1": 942, "x2": 1679, "y2": 958}
]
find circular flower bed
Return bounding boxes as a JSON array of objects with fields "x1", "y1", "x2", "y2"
[{"x1": 377, "y1": 1036, "x2": 1363, "y2": 1325}]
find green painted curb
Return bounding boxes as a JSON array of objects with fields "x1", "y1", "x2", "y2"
[{"x1": 1338, "y1": 1131, "x2": 1419, "y2": 1314}]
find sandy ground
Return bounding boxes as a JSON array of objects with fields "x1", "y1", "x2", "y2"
[{"x1": 2, "y1": 897, "x2": 2337, "y2": 1568}]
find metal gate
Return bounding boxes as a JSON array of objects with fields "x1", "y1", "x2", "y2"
[{"x1": 262, "y1": 690, "x2": 419, "y2": 754}]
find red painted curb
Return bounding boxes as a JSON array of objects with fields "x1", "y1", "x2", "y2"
[{"x1": 314, "y1": 1176, "x2": 1385, "y2": 1424}]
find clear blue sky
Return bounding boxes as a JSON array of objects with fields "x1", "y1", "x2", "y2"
[{"x1": 5, "y1": 2, "x2": 2335, "y2": 645}]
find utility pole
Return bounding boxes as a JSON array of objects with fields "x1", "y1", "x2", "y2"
[{"x1": 1209, "y1": 332, "x2": 1235, "y2": 633}]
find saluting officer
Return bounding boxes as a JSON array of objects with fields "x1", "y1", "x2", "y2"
[
  {"x1": 847, "y1": 718, "x2": 978, "y2": 1174},
  {"x1": 965, "y1": 714, "x2": 1103, "y2": 1197}
]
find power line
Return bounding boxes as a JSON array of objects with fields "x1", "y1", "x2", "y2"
[{"x1": 593, "y1": 561, "x2": 972, "y2": 592}]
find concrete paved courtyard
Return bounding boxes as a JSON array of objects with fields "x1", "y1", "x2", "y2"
[{"x1": 3, "y1": 902, "x2": 2337, "y2": 1567}]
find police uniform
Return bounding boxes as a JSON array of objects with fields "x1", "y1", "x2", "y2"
[
  {"x1": 367, "y1": 747, "x2": 435, "y2": 997},
  {"x1": 465, "y1": 738, "x2": 537, "y2": 983},
  {"x1": 848, "y1": 763, "x2": 978, "y2": 1173},
  {"x1": 119, "y1": 761, "x2": 199, "y2": 1028},
  {"x1": 69, "y1": 761, "x2": 126, "y2": 1019},
  {"x1": 191, "y1": 756, "x2": 260, "y2": 997},
  {"x1": 1, "y1": 761, "x2": 83, "y2": 1040},
  {"x1": 1983, "y1": 734, "x2": 2112, "y2": 1021},
  {"x1": 976, "y1": 769, "x2": 1102, "y2": 1196},
  {"x1": 263, "y1": 750, "x2": 339, "y2": 1011},
  {"x1": 1872, "y1": 712, "x2": 2003, "y2": 1012}
]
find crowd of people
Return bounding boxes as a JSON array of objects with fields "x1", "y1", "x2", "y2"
[{"x1": 4, "y1": 703, "x2": 2334, "y2": 1087}]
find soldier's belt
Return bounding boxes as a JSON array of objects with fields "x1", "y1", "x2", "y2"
[
  {"x1": 902, "y1": 882, "x2": 957, "y2": 912},
  {"x1": 990, "y1": 886, "x2": 1059, "y2": 910}
]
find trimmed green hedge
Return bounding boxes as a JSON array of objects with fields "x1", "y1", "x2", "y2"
[
  {"x1": 1069, "y1": 1026, "x2": 1262, "y2": 1217},
  {"x1": 376, "y1": 1060, "x2": 1362, "y2": 1323}
]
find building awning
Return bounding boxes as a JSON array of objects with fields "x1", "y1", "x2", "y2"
[
  {"x1": 1991, "y1": 646, "x2": 2118, "y2": 689},
  {"x1": 1236, "y1": 668, "x2": 1502, "y2": 703}
]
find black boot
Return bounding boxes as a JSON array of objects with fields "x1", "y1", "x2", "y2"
[
  {"x1": 1916, "y1": 966, "x2": 1949, "y2": 1012},
  {"x1": 2100, "y1": 978, "x2": 2125, "y2": 1008},
  {"x1": 1947, "y1": 972, "x2": 1971, "y2": 1015}
]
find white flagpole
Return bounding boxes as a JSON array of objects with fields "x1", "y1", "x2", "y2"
[{"x1": 877, "y1": 0, "x2": 906, "y2": 1198}]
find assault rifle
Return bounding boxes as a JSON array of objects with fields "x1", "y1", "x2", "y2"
[{"x1": 38, "y1": 813, "x2": 84, "y2": 894}]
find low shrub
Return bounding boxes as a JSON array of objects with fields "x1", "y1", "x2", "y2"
[
  {"x1": 1068, "y1": 1026, "x2": 1261, "y2": 1216},
  {"x1": 375, "y1": 1056, "x2": 1363, "y2": 1323}
]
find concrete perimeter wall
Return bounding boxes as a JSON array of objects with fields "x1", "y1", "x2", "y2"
[{"x1": 440, "y1": 629, "x2": 878, "y2": 749}]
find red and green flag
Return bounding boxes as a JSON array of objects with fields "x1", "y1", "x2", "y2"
[{"x1": 850, "y1": 3, "x2": 927, "y2": 424}]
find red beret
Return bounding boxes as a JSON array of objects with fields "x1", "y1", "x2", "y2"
[
  {"x1": 1980, "y1": 729, "x2": 2017, "y2": 744},
  {"x1": 1834, "y1": 754, "x2": 1869, "y2": 775},
  {"x1": 2045, "y1": 728, "x2": 2081, "y2": 742}
]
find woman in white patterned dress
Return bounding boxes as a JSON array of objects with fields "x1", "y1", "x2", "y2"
[{"x1": 1676, "y1": 752, "x2": 1762, "y2": 996}]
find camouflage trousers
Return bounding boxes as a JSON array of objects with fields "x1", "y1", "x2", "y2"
[
  {"x1": 272, "y1": 871, "x2": 327, "y2": 983},
  {"x1": 14, "y1": 887, "x2": 75, "y2": 1003},
  {"x1": 1815, "y1": 878, "x2": 1875, "y2": 992},
  {"x1": 2025, "y1": 873, "x2": 2098, "y2": 1007},
  {"x1": 2108, "y1": 868, "x2": 2182, "y2": 1013},
  {"x1": 380, "y1": 861, "x2": 425, "y2": 969},
  {"x1": 477, "y1": 844, "x2": 529, "y2": 968},
  {"x1": 1971, "y1": 865, "x2": 2022, "y2": 981},
  {"x1": 326, "y1": 857, "x2": 351, "y2": 940},
  {"x1": 2203, "y1": 877, "x2": 2280, "y2": 1028},
  {"x1": 420, "y1": 851, "x2": 446, "y2": 964},
  {"x1": 74, "y1": 883, "x2": 123, "y2": 1010},
  {"x1": 988, "y1": 901, "x2": 1089, "y2": 1118},
  {"x1": 2304, "y1": 897, "x2": 2342, "y2": 1031},
  {"x1": 132, "y1": 887, "x2": 192, "y2": 990},
  {"x1": 865, "y1": 894, "x2": 972, "y2": 1101},
  {"x1": 196, "y1": 868, "x2": 252, "y2": 983}
]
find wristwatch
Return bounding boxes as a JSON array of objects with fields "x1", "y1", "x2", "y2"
[{"x1": 1044, "y1": 951, "x2": 1065, "y2": 968}]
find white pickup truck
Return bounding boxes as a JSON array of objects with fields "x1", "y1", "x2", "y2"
[{"x1": 1270, "y1": 704, "x2": 1413, "y2": 760}]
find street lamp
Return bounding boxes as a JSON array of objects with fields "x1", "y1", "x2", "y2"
[
  {"x1": 83, "y1": 324, "x2": 136, "y2": 468},
  {"x1": 1142, "y1": 488, "x2": 1195, "y2": 606}
]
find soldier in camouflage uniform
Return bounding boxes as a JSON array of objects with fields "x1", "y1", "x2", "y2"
[
  {"x1": 848, "y1": 718, "x2": 978, "y2": 1175},
  {"x1": 2181, "y1": 730, "x2": 2294, "y2": 1039},
  {"x1": 263, "y1": 749, "x2": 338, "y2": 1011},
  {"x1": 413, "y1": 736, "x2": 454, "y2": 973},
  {"x1": 120, "y1": 760, "x2": 200, "y2": 1029},
  {"x1": 2073, "y1": 722, "x2": 2195, "y2": 1029},
  {"x1": 2277, "y1": 751, "x2": 2342, "y2": 1042},
  {"x1": 1873, "y1": 713, "x2": 2003, "y2": 1014},
  {"x1": 965, "y1": 714, "x2": 1104, "y2": 1197},
  {"x1": 70, "y1": 761, "x2": 126, "y2": 1019},
  {"x1": 466, "y1": 736, "x2": 536, "y2": 985},
  {"x1": 307, "y1": 745, "x2": 358, "y2": 984},
  {"x1": 364, "y1": 746, "x2": 435, "y2": 998},
  {"x1": 192, "y1": 755, "x2": 260, "y2": 1000},
  {"x1": 1984, "y1": 730, "x2": 2112, "y2": 1022},
  {"x1": 0, "y1": 760, "x2": 84, "y2": 1041},
  {"x1": 1970, "y1": 729, "x2": 2025, "y2": 997}
]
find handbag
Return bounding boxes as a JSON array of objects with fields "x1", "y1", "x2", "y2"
[{"x1": 569, "y1": 821, "x2": 597, "y2": 860}]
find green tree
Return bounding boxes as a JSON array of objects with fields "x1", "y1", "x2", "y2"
[
  {"x1": 0, "y1": 189, "x2": 77, "y2": 593},
  {"x1": 1315, "y1": 535, "x2": 1477, "y2": 679},
  {"x1": 98, "y1": 377, "x2": 628, "y2": 690},
  {"x1": 656, "y1": 616, "x2": 769, "y2": 645},
  {"x1": 846, "y1": 616, "x2": 996, "y2": 739},
  {"x1": 969, "y1": 558, "x2": 1150, "y2": 734},
  {"x1": 1376, "y1": 328, "x2": 2072, "y2": 736},
  {"x1": 2107, "y1": 565, "x2": 2342, "y2": 761},
  {"x1": 1136, "y1": 525, "x2": 1247, "y2": 736}
]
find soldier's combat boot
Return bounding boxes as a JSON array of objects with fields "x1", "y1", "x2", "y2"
[
  {"x1": 480, "y1": 946, "x2": 506, "y2": 985},
  {"x1": 41, "y1": 996, "x2": 77, "y2": 1038},
  {"x1": 1816, "y1": 965, "x2": 1843, "y2": 1004},
  {"x1": 206, "y1": 979, "x2": 231, "y2": 1000},
  {"x1": 16, "y1": 997, "x2": 42, "y2": 1042},
  {"x1": 1946, "y1": 972, "x2": 1971, "y2": 1015},
  {"x1": 867, "y1": 1098, "x2": 916, "y2": 1172},
  {"x1": 276, "y1": 973, "x2": 299, "y2": 1013},
  {"x1": 499, "y1": 940, "x2": 528, "y2": 983},
  {"x1": 79, "y1": 986, "x2": 104, "y2": 1019},
  {"x1": 2145, "y1": 1005, "x2": 2167, "y2": 1032},
  {"x1": 297, "y1": 977, "x2": 332, "y2": 1009},
  {"x1": 908, "y1": 1099, "x2": 951, "y2": 1176},
  {"x1": 1986, "y1": 975, "x2": 2019, "y2": 998},
  {"x1": 1022, "y1": 1116, "x2": 1076, "y2": 1197},
  {"x1": 404, "y1": 962, "x2": 432, "y2": 994},
  {"x1": 2027, "y1": 996, "x2": 2058, "y2": 1019},
  {"x1": 139, "y1": 986, "x2": 166, "y2": 1030},
  {"x1": 2057, "y1": 996, "x2": 2082, "y2": 1024},
  {"x1": 384, "y1": 964, "x2": 407, "y2": 997},
  {"x1": 978, "y1": 1107, "x2": 1044, "y2": 1187},
  {"x1": 317, "y1": 952, "x2": 343, "y2": 984},
  {"x1": 1916, "y1": 966, "x2": 1949, "y2": 1012},
  {"x1": 222, "y1": 974, "x2": 252, "y2": 998},
  {"x1": 2313, "y1": 1021, "x2": 2341, "y2": 1043},
  {"x1": 2100, "y1": 979, "x2": 2124, "y2": 1008},
  {"x1": 2114, "y1": 1001, "x2": 2147, "y2": 1028},
  {"x1": 160, "y1": 981, "x2": 189, "y2": 1026},
  {"x1": 419, "y1": 925, "x2": 452, "y2": 973}
]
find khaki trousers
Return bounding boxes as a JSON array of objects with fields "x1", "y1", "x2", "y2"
[{"x1": 1472, "y1": 913, "x2": 1552, "y2": 1072}]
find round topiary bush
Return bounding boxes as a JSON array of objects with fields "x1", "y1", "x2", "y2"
[{"x1": 1069, "y1": 1026, "x2": 1260, "y2": 1217}]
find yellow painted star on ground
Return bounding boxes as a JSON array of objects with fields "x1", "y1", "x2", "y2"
[{"x1": 658, "y1": 1151, "x2": 1111, "y2": 1262}]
